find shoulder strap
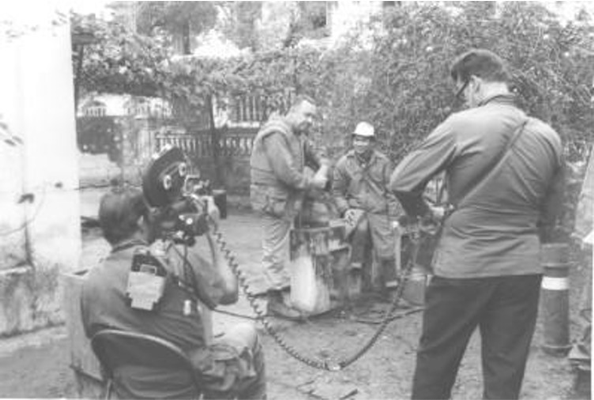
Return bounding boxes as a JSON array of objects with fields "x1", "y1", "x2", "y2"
[{"x1": 456, "y1": 118, "x2": 529, "y2": 209}]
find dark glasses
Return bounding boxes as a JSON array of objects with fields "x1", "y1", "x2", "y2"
[{"x1": 454, "y1": 80, "x2": 469, "y2": 101}]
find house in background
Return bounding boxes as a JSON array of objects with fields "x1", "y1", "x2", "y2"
[{"x1": 76, "y1": 94, "x2": 177, "y2": 179}]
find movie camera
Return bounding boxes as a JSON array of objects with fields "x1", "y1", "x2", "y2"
[{"x1": 142, "y1": 145, "x2": 220, "y2": 246}]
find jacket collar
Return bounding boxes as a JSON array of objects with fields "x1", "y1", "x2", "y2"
[
  {"x1": 347, "y1": 149, "x2": 378, "y2": 164},
  {"x1": 478, "y1": 93, "x2": 516, "y2": 108}
]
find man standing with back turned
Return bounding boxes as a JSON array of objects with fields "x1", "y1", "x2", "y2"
[
  {"x1": 389, "y1": 49, "x2": 565, "y2": 399},
  {"x1": 250, "y1": 95, "x2": 329, "y2": 319}
]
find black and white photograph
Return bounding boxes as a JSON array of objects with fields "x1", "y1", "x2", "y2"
[{"x1": 0, "y1": 1, "x2": 592, "y2": 399}]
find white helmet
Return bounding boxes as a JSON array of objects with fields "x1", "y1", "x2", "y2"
[{"x1": 352, "y1": 122, "x2": 375, "y2": 138}]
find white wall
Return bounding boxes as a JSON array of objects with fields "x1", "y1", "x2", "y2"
[{"x1": 0, "y1": 2, "x2": 81, "y2": 335}]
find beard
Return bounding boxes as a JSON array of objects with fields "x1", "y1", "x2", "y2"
[{"x1": 295, "y1": 122, "x2": 311, "y2": 135}]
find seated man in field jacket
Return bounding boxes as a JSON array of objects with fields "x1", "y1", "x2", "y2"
[
  {"x1": 81, "y1": 187, "x2": 266, "y2": 399},
  {"x1": 332, "y1": 122, "x2": 403, "y2": 295}
]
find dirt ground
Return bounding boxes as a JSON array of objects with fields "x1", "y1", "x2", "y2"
[{"x1": 0, "y1": 196, "x2": 589, "y2": 399}]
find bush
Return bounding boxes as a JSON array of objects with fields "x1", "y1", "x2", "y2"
[{"x1": 75, "y1": 116, "x2": 121, "y2": 163}]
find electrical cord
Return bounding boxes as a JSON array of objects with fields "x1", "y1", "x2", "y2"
[
  {"x1": 209, "y1": 216, "x2": 420, "y2": 371},
  {"x1": 349, "y1": 305, "x2": 424, "y2": 325}
]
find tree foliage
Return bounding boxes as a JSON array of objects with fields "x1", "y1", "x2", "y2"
[
  {"x1": 342, "y1": 1, "x2": 594, "y2": 163},
  {"x1": 218, "y1": 1, "x2": 262, "y2": 51},
  {"x1": 135, "y1": 1, "x2": 217, "y2": 54},
  {"x1": 284, "y1": 2, "x2": 329, "y2": 47},
  {"x1": 76, "y1": 116, "x2": 121, "y2": 163},
  {"x1": 72, "y1": 1, "x2": 593, "y2": 238},
  {"x1": 136, "y1": 2, "x2": 217, "y2": 35},
  {"x1": 73, "y1": 1, "x2": 593, "y2": 158},
  {"x1": 72, "y1": 12, "x2": 170, "y2": 99}
]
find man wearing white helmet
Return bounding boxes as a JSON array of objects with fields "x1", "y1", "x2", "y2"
[{"x1": 332, "y1": 122, "x2": 403, "y2": 296}]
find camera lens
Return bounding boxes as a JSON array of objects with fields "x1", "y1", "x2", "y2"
[
  {"x1": 162, "y1": 175, "x2": 172, "y2": 190},
  {"x1": 178, "y1": 163, "x2": 187, "y2": 177}
]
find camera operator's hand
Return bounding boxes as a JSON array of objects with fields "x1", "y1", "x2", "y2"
[{"x1": 203, "y1": 195, "x2": 220, "y2": 228}]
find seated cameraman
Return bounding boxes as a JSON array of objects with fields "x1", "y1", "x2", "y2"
[{"x1": 81, "y1": 186, "x2": 266, "y2": 399}]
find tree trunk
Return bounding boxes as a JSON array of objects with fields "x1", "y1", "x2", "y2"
[{"x1": 182, "y1": 21, "x2": 191, "y2": 55}]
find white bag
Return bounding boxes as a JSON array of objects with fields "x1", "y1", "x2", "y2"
[{"x1": 290, "y1": 255, "x2": 331, "y2": 314}]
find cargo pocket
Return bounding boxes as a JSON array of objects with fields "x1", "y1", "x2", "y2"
[
  {"x1": 262, "y1": 187, "x2": 289, "y2": 219},
  {"x1": 249, "y1": 185, "x2": 268, "y2": 214},
  {"x1": 191, "y1": 343, "x2": 252, "y2": 395},
  {"x1": 251, "y1": 185, "x2": 291, "y2": 219},
  {"x1": 264, "y1": 196, "x2": 287, "y2": 218}
]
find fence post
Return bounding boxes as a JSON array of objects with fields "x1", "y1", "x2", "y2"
[{"x1": 540, "y1": 242, "x2": 572, "y2": 356}]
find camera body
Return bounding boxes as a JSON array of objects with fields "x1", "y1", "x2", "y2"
[{"x1": 142, "y1": 145, "x2": 214, "y2": 245}]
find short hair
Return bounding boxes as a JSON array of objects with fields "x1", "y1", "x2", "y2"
[
  {"x1": 290, "y1": 94, "x2": 317, "y2": 111},
  {"x1": 450, "y1": 49, "x2": 510, "y2": 84},
  {"x1": 98, "y1": 187, "x2": 148, "y2": 245}
]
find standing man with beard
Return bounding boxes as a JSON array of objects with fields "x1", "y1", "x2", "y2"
[
  {"x1": 389, "y1": 49, "x2": 565, "y2": 399},
  {"x1": 332, "y1": 122, "x2": 402, "y2": 297},
  {"x1": 250, "y1": 95, "x2": 329, "y2": 320}
]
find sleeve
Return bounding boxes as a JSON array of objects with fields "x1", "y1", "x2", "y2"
[
  {"x1": 80, "y1": 283, "x2": 93, "y2": 338},
  {"x1": 171, "y1": 245, "x2": 226, "y2": 309},
  {"x1": 263, "y1": 133, "x2": 312, "y2": 190},
  {"x1": 332, "y1": 158, "x2": 350, "y2": 215},
  {"x1": 389, "y1": 117, "x2": 458, "y2": 218},
  {"x1": 383, "y1": 159, "x2": 402, "y2": 217},
  {"x1": 539, "y1": 156, "x2": 567, "y2": 242}
]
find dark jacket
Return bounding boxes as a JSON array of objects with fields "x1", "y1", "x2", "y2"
[
  {"x1": 389, "y1": 94, "x2": 565, "y2": 278},
  {"x1": 333, "y1": 149, "x2": 401, "y2": 217}
]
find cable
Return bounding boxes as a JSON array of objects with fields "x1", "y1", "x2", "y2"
[
  {"x1": 349, "y1": 305, "x2": 424, "y2": 325},
  {"x1": 213, "y1": 308, "x2": 259, "y2": 321},
  {"x1": 210, "y1": 217, "x2": 420, "y2": 371}
]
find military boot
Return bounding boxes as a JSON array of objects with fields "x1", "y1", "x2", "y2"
[{"x1": 266, "y1": 290, "x2": 303, "y2": 321}]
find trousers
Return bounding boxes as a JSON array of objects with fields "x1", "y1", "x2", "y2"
[
  {"x1": 411, "y1": 274, "x2": 542, "y2": 400},
  {"x1": 260, "y1": 212, "x2": 292, "y2": 291},
  {"x1": 194, "y1": 324, "x2": 267, "y2": 400},
  {"x1": 350, "y1": 212, "x2": 396, "y2": 263}
]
